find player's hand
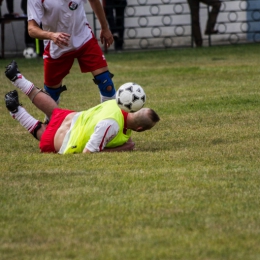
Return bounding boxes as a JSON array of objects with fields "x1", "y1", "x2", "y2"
[
  {"x1": 124, "y1": 141, "x2": 135, "y2": 151},
  {"x1": 100, "y1": 28, "x2": 114, "y2": 48},
  {"x1": 51, "y1": 32, "x2": 71, "y2": 48}
]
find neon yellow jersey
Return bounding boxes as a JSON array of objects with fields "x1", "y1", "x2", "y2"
[{"x1": 62, "y1": 100, "x2": 131, "y2": 154}]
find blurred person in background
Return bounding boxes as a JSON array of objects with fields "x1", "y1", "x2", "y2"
[
  {"x1": 187, "y1": 0, "x2": 221, "y2": 47},
  {"x1": 104, "y1": 0, "x2": 127, "y2": 51},
  {"x1": 4, "y1": 0, "x2": 36, "y2": 49},
  {"x1": 0, "y1": 0, "x2": 3, "y2": 16}
]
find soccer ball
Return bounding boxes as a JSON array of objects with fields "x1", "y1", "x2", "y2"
[
  {"x1": 23, "y1": 47, "x2": 37, "y2": 59},
  {"x1": 116, "y1": 82, "x2": 146, "y2": 112}
]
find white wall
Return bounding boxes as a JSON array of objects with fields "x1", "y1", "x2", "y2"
[{"x1": 0, "y1": 0, "x2": 256, "y2": 57}]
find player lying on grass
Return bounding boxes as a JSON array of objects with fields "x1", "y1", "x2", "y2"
[{"x1": 4, "y1": 61, "x2": 160, "y2": 154}]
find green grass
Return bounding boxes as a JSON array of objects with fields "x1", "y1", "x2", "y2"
[{"x1": 1, "y1": 44, "x2": 260, "y2": 260}]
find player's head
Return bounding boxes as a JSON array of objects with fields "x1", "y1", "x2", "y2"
[{"x1": 131, "y1": 108, "x2": 160, "y2": 132}]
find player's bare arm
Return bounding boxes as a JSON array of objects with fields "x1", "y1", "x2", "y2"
[
  {"x1": 103, "y1": 141, "x2": 135, "y2": 152},
  {"x1": 83, "y1": 141, "x2": 135, "y2": 153},
  {"x1": 28, "y1": 20, "x2": 70, "y2": 48},
  {"x1": 88, "y1": 0, "x2": 114, "y2": 47}
]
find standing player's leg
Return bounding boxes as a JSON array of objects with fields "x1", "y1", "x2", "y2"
[
  {"x1": 41, "y1": 46, "x2": 74, "y2": 122},
  {"x1": 42, "y1": 46, "x2": 75, "y2": 104},
  {"x1": 92, "y1": 69, "x2": 116, "y2": 102},
  {"x1": 77, "y1": 37, "x2": 116, "y2": 103}
]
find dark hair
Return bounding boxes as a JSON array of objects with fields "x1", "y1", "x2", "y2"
[
  {"x1": 135, "y1": 108, "x2": 160, "y2": 131},
  {"x1": 148, "y1": 108, "x2": 160, "y2": 123}
]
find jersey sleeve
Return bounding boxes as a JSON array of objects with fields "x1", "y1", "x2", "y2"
[
  {"x1": 85, "y1": 119, "x2": 119, "y2": 152},
  {"x1": 27, "y1": 0, "x2": 44, "y2": 26}
]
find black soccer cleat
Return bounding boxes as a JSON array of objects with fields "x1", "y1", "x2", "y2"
[
  {"x1": 5, "y1": 60, "x2": 21, "y2": 82},
  {"x1": 4, "y1": 90, "x2": 21, "y2": 113}
]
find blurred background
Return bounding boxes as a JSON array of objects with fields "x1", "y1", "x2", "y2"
[{"x1": 0, "y1": 0, "x2": 259, "y2": 57}]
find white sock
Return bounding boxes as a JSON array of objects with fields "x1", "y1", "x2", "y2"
[
  {"x1": 12, "y1": 74, "x2": 34, "y2": 96},
  {"x1": 100, "y1": 93, "x2": 116, "y2": 103},
  {"x1": 11, "y1": 106, "x2": 39, "y2": 133}
]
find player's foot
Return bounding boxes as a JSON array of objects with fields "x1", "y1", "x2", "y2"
[
  {"x1": 4, "y1": 90, "x2": 21, "y2": 113},
  {"x1": 113, "y1": 32, "x2": 119, "y2": 41},
  {"x1": 205, "y1": 29, "x2": 219, "y2": 35},
  {"x1": 5, "y1": 60, "x2": 21, "y2": 82}
]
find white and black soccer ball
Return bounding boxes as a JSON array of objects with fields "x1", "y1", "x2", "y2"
[
  {"x1": 116, "y1": 82, "x2": 146, "y2": 112},
  {"x1": 23, "y1": 47, "x2": 37, "y2": 59}
]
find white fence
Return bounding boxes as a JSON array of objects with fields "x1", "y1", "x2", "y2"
[{"x1": 1, "y1": 0, "x2": 259, "y2": 56}]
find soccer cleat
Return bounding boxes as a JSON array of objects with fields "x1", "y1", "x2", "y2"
[
  {"x1": 5, "y1": 60, "x2": 21, "y2": 82},
  {"x1": 4, "y1": 90, "x2": 21, "y2": 113}
]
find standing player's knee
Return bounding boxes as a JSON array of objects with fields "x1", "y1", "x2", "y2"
[
  {"x1": 44, "y1": 85, "x2": 67, "y2": 102},
  {"x1": 93, "y1": 71, "x2": 116, "y2": 97},
  {"x1": 106, "y1": 85, "x2": 113, "y2": 92}
]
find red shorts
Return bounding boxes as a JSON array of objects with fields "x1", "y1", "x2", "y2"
[
  {"x1": 39, "y1": 108, "x2": 75, "y2": 153},
  {"x1": 44, "y1": 36, "x2": 108, "y2": 86}
]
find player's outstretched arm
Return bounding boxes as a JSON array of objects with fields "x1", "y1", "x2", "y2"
[
  {"x1": 83, "y1": 140, "x2": 135, "y2": 153},
  {"x1": 103, "y1": 141, "x2": 135, "y2": 152}
]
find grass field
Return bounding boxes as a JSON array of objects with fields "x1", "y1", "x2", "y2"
[{"x1": 1, "y1": 44, "x2": 260, "y2": 260}]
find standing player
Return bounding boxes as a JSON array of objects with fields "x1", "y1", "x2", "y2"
[{"x1": 27, "y1": 0, "x2": 116, "y2": 120}]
